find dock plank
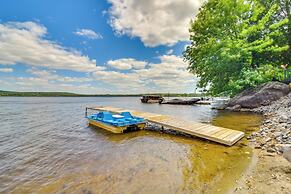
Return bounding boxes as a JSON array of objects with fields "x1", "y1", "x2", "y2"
[{"x1": 87, "y1": 106, "x2": 244, "y2": 146}]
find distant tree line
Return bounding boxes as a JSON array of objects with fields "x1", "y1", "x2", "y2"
[
  {"x1": 0, "y1": 90, "x2": 203, "y2": 97},
  {"x1": 184, "y1": 0, "x2": 290, "y2": 96}
]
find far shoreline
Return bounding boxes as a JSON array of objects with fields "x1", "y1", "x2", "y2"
[{"x1": 0, "y1": 90, "x2": 205, "y2": 98}]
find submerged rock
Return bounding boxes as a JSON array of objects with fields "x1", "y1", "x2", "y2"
[{"x1": 227, "y1": 82, "x2": 290, "y2": 109}]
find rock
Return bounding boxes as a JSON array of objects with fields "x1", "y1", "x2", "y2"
[
  {"x1": 264, "y1": 153, "x2": 276, "y2": 157},
  {"x1": 227, "y1": 82, "x2": 290, "y2": 109},
  {"x1": 225, "y1": 104, "x2": 242, "y2": 111},
  {"x1": 254, "y1": 144, "x2": 261, "y2": 149},
  {"x1": 280, "y1": 144, "x2": 291, "y2": 151},
  {"x1": 267, "y1": 147, "x2": 276, "y2": 153},
  {"x1": 240, "y1": 82, "x2": 291, "y2": 155},
  {"x1": 279, "y1": 115, "x2": 288, "y2": 123},
  {"x1": 273, "y1": 132, "x2": 282, "y2": 138},
  {"x1": 283, "y1": 147, "x2": 291, "y2": 162},
  {"x1": 265, "y1": 137, "x2": 272, "y2": 142},
  {"x1": 275, "y1": 144, "x2": 291, "y2": 155},
  {"x1": 232, "y1": 104, "x2": 241, "y2": 109}
]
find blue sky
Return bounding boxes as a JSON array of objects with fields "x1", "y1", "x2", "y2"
[{"x1": 0, "y1": 0, "x2": 202, "y2": 94}]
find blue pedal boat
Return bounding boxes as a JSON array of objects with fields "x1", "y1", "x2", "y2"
[{"x1": 87, "y1": 111, "x2": 146, "y2": 133}]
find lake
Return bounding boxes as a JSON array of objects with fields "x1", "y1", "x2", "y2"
[{"x1": 0, "y1": 97, "x2": 262, "y2": 193}]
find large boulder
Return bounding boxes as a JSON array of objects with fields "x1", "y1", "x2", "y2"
[{"x1": 227, "y1": 82, "x2": 290, "y2": 109}]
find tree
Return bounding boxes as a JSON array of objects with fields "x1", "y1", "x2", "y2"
[
  {"x1": 184, "y1": 0, "x2": 289, "y2": 96},
  {"x1": 260, "y1": 0, "x2": 290, "y2": 65}
]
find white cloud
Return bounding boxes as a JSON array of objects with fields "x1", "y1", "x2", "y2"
[
  {"x1": 26, "y1": 68, "x2": 93, "y2": 83},
  {"x1": 0, "y1": 55, "x2": 197, "y2": 94},
  {"x1": 0, "y1": 67, "x2": 101, "y2": 94},
  {"x1": 93, "y1": 55, "x2": 197, "y2": 93},
  {"x1": 74, "y1": 29, "x2": 103, "y2": 40},
  {"x1": 1, "y1": 76, "x2": 105, "y2": 94},
  {"x1": 0, "y1": 21, "x2": 103, "y2": 72},
  {"x1": 0, "y1": 68, "x2": 13, "y2": 73},
  {"x1": 107, "y1": 58, "x2": 147, "y2": 70},
  {"x1": 134, "y1": 55, "x2": 194, "y2": 88},
  {"x1": 108, "y1": 0, "x2": 202, "y2": 47}
]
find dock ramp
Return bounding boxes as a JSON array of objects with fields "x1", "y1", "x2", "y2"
[{"x1": 86, "y1": 106, "x2": 244, "y2": 146}]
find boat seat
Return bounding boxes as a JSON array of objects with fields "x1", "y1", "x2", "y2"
[
  {"x1": 121, "y1": 112, "x2": 142, "y2": 124},
  {"x1": 121, "y1": 112, "x2": 133, "y2": 119},
  {"x1": 96, "y1": 112, "x2": 119, "y2": 125}
]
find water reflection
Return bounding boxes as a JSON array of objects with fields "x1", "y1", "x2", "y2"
[{"x1": 0, "y1": 97, "x2": 262, "y2": 193}]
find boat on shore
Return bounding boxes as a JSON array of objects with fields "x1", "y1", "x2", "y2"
[
  {"x1": 211, "y1": 97, "x2": 230, "y2": 109},
  {"x1": 159, "y1": 98, "x2": 200, "y2": 105},
  {"x1": 140, "y1": 95, "x2": 164, "y2": 103},
  {"x1": 87, "y1": 111, "x2": 146, "y2": 133}
]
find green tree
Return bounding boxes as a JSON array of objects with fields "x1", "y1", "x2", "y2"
[{"x1": 184, "y1": 0, "x2": 289, "y2": 96}]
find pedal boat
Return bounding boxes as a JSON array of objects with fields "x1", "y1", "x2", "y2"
[{"x1": 87, "y1": 111, "x2": 146, "y2": 133}]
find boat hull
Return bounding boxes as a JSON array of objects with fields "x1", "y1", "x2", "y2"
[
  {"x1": 141, "y1": 99, "x2": 160, "y2": 103},
  {"x1": 160, "y1": 98, "x2": 200, "y2": 105},
  {"x1": 140, "y1": 96, "x2": 164, "y2": 103},
  {"x1": 88, "y1": 119, "x2": 146, "y2": 133}
]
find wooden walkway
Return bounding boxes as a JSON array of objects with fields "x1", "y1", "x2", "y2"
[{"x1": 86, "y1": 106, "x2": 244, "y2": 146}]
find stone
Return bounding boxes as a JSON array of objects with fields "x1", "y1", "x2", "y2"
[
  {"x1": 227, "y1": 82, "x2": 290, "y2": 109},
  {"x1": 282, "y1": 147, "x2": 291, "y2": 162},
  {"x1": 279, "y1": 115, "x2": 288, "y2": 123},
  {"x1": 267, "y1": 147, "x2": 276, "y2": 153},
  {"x1": 234, "y1": 104, "x2": 241, "y2": 109},
  {"x1": 265, "y1": 137, "x2": 272, "y2": 142},
  {"x1": 254, "y1": 144, "x2": 261, "y2": 149},
  {"x1": 273, "y1": 132, "x2": 282, "y2": 137},
  {"x1": 241, "y1": 82, "x2": 291, "y2": 155}
]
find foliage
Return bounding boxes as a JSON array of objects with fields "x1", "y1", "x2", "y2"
[{"x1": 184, "y1": 0, "x2": 290, "y2": 96}]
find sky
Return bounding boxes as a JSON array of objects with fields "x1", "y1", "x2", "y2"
[{"x1": 0, "y1": 0, "x2": 203, "y2": 94}]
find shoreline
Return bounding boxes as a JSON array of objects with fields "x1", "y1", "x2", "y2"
[
  {"x1": 232, "y1": 149, "x2": 291, "y2": 193},
  {"x1": 230, "y1": 92, "x2": 291, "y2": 193}
]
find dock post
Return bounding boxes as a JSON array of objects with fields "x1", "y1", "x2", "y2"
[{"x1": 85, "y1": 107, "x2": 87, "y2": 118}]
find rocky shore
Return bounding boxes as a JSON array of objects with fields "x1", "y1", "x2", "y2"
[
  {"x1": 226, "y1": 81, "x2": 291, "y2": 193},
  {"x1": 249, "y1": 92, "x2": 291, "y2": 160},
  {"x1": 226, "y1": 82, "x2": 290, "y2": 160}
]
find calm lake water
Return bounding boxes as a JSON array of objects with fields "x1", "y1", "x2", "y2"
[{"x1": 0, "y1": 97, "x2": 262, "y2": 194}]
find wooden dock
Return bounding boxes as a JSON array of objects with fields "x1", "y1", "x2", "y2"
[{"x1": 86, "y1": 106, "x2": 244, "y2": 146}]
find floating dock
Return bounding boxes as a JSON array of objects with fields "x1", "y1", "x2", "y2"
[{"x1": 86, "y1": 106, "x2": 244, "y2": 146}]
